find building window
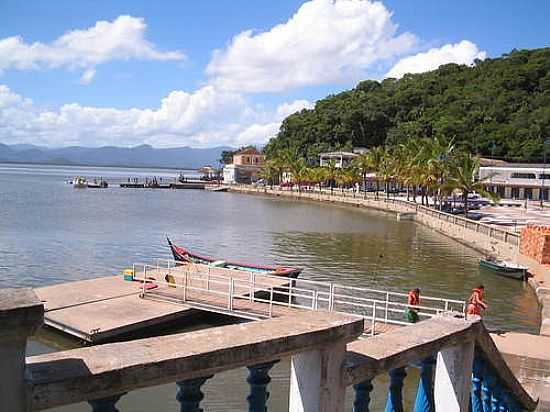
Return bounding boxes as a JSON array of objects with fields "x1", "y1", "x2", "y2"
[
  {"x1": 497, "y1": 186, "x2": 505, "y2": 197},
  {"x1": 525, "y1": 188, "x2": 533, "y2": 199},
  {"x1": 511, "y1": 173, "x2": 536, "y2": 179},
  {"x1": 511, "y1": 187, "x2": 520, "y2": 198},
  {"x1": 540, "y1": 174, "x2": 550, "y2": 180},
  {"x1": 541, "y1": 189, "x2": 549, "y2": 201}
]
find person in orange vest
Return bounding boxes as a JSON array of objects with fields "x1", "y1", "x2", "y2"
[
  {"x1": 466, "y1": 285, "x2": 488, "y2": 318},
  {"x1": 405, "y1": 288, "x2": 420, "y2": 323}
]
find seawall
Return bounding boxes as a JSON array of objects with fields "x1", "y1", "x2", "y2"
[{"x1": 225, "y1": 185, "x2": 550, "y2": 336}]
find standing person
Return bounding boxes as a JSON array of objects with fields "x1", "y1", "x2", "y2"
[
  {"x1": 405, "y1": 288, "x2": 420, "y2": 323},
  {"x1": 466, "y1": 285, "x2": 488, "y2": 318}
]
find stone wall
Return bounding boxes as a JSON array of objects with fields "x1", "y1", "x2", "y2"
[{"x1": 520, "y1": 225, "x2": 550, "y2": 264}]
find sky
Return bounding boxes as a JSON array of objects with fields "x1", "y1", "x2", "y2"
[{"x1": 0, "y1": 0, "x2": 549, "y2": 149}]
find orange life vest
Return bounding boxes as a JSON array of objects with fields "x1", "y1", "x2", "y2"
[
  {"x1": 408, "y1": 290, "x2": 420, "y2": 306},
  {"x1": 466, "y1": 288, "x2": 485, "y2": 316}
]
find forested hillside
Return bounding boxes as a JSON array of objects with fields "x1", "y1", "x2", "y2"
[{"x1": 264, "y1": 48, "x2": 550, "y2": 162}]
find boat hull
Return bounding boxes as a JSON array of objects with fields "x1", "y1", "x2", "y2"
[
  {"x1": 479, "y1": 259, "x2": 526, "y2": 280},
  {"x1": 167, "y1": 238, "x2": 301, "y2": 278}
]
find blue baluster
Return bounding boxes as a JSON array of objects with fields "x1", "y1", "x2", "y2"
[
  {"x1": 88, "y1": 393, "x2": 125, "y2": 412},
  {"x1": 471, "y1": 357, "x2": 484, "y2": 412},
  {"x1": 246, "y1": 361, "x2": 278, "y2": 412},
  {"x1": 504, "y1": 392, "x2": 521, "y2": 412},
  {"x1": 176, "y1": 375, "x2": 212, "y2": 412},
  {"x1": 413, "y1": 357, "x2": 435, "y2": 412},
  {"x1": 353, "y1": 379, "x2": 374, "y2": 412},
  {"x1": 384, "y1": 367, "x2": 407, "y2": 412},
  {"x1": 492, "y1": 383, "x2": 504, "y2": 412},
  {"x1": 481, "y1": 370, "x2": 496, "y2": 412}
]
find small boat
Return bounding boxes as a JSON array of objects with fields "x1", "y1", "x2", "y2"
[
  {"x1": 479, "y1": 257, "x2": 528, "y2": 280},
  {"x1": 167, "y1": 238, "x2": 302, "y2": 278},
  {"x1": 87, "y1": 179, "x2": 108, "y2": 188},
  {"x1": 72, "y1": 176, "x2": 87, "y2": 188}
]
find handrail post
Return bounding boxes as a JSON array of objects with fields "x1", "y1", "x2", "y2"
[
  {"x1": 250, "y1": 273, "x2": 255, "y2": 302},
  {"x1": 0, "y1": 288, "x2": 44, "y2": 412},
  {"x1": 371, "y1": 301, "x2": 376, "y2": 336},
  {"x1": 329, "y1": 283, "x2": 335, "y2": 311},
  {"x1": 228, "y1": 278, "x2": 234, "y2": 311},
  {"x1": 385, "y1": 292, "x2": 389, "y2": 323},
  {"x1": 183, "y1": 270, "x2": 188, "y2": 302},
  {"x1": 269, "y1": 287, "x2": 274, "y2": 317}
]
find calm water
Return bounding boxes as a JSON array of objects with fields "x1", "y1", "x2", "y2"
[{"x1": 0, "y1": 163, "x2": 540, "y2": 411}]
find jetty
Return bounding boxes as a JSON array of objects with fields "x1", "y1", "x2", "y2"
[{"x1": 35, "y1": 259, "x2": 464, "y2": 344}]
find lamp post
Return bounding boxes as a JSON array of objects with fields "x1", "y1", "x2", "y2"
[{"x1": 541, "y1": 139, "x2": 550, "y2": 209}]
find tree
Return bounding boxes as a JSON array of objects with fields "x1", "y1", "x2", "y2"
[{"x1": 446, "y1": 153, "x2": 499, "y2": 214}]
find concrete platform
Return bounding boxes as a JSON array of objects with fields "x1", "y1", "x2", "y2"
[
  {"x1": 492, "y1": 332, "x2": 550, "y2": 411},
  {"x1": 35, "y1": 276, "x2": 196, "y2": 343}
]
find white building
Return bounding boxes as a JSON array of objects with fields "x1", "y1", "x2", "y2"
[
  {"x1": 319, "y1": 151, "x2": 358, "y2": 168},
  {"x1": 480, "y1": 164, "x2": 550, "y2": 200}
]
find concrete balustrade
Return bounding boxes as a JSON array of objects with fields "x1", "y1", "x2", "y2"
[{"x1": 0, "y1": 287, "x2": 537, "y2": 411}]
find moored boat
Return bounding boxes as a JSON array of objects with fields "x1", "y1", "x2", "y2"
[
  {"x1": 167, "y1": 238, "x2": 302, "y2": 278},
  {"x1": 72, "y1": 176, "x2": 87, "y2": 188},
  {"x1": 479, "y1": 257, "x2": 528, "y2": 280}
]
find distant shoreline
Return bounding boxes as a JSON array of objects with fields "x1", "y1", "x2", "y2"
[{"x1": 0, "y1": 160, "x2": 200, "y2": 171}]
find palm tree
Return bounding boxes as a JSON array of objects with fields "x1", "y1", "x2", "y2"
[
  {"x1": 258, "y1": 160, "x2": 278, "y2": 189},
  {"x1": 324, "y1": 160, "x2": 339, "y2": 195},
  {"x1": 288, "y1": 157, "x2": 308, "y2": 192},
  {"x1": 307, "y1": 167, "x2": 327, "y2": 192},
  {"x1": 365, "y1": 146, "x2": 386, "y2": 199},
  {"x1": 352, "y1": 153, "x2": 371, "y2": 199},
  {"x1": 446, "y1": 153, "x2": 498, "y2": 214}
]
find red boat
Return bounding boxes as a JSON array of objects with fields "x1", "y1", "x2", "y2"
[{"x1": 167, "y1": 238, "x2": 302, "y2": 278}]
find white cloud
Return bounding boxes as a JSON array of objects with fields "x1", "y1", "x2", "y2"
[
  {"x1": 0, "y1": 84, "x2": 311, "y2": 147},
  {"x1": 236, "y1": 99, "x2": 314, "y2": 145},
  {"x1": 0, "y1": 15, "x2": 184, "y2": 82},
  {"x1": 385, "y1": 40, "x2": 486, "y2": 79},
  {"x1": 206, "y1": 0, "x2": 416, "y2": 93},
  {"x1": 79, "y1": 68, "x2": 96, "y2": 85}
]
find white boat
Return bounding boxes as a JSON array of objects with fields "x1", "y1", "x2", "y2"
[
  {"x1": 72, "y1": 176, "x2": 87, "y2": 188},
  {"x1": 479, "y1": 257, "x2": 528, "y2": 280}
]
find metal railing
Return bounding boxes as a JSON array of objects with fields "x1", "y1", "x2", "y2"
[{"x1": 132, "y1": 259, "x2": 465, "y2": 335}]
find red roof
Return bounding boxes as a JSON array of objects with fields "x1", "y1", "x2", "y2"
[{"x1": 236, "y1": 147, "x2": 261, "y2": 155}]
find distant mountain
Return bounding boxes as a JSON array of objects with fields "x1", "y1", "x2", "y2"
[{"x1": 0, "y1": 144, "x2": 233, "y2": 169}]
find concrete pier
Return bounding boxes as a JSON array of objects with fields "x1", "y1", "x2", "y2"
[{"x1": 36, "y1": 276, "x2": 198, "y2": 343}]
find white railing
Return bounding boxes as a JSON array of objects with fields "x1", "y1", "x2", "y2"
[{"x1": 132, "y1": 259, "x2": 465, "y2": 335}]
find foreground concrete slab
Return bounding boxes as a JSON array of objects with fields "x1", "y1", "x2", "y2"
[{"x1": 492, "y1": 332, "x2": 550, "y2": 411}]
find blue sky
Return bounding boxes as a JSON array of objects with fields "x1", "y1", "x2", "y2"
[{"x1": 0, "y1": 0, "x2": 549, "y2": 148}]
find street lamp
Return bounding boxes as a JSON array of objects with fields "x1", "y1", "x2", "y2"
[{"x1": 541, "y1": 139, "x2": 550, "y2": 209}]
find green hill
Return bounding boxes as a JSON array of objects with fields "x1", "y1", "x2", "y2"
[{"x1": 265, "y1": 47, "x2": 550, "y2": 162}]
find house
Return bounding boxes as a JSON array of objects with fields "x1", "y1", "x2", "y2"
[
  {"x1": 233, "y1": 147, "x2": 265, "y2": 167},
  {"x1": 319, "y1": 151, "x2": 358, "y2": 168},
  {"x1": 480, "y1": 163, "x2": 550, "y2": 200},
  {"x1": 223, "y1": 148, "x2": 265, "y2": 184}
]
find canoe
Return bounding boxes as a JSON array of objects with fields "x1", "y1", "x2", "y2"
[
  {"x1": 479, "y1": 258, "x2": 528, "y2": 280},
  {"x1": 167, "y1": 238, "x2": 302, "y2": 278}
]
